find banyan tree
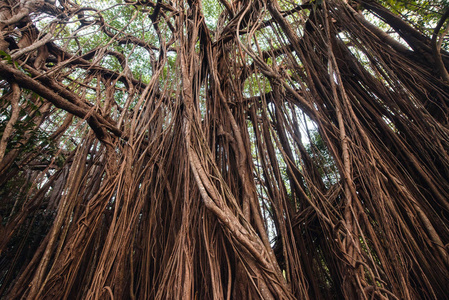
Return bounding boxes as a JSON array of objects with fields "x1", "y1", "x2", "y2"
[{"x1": 0, "y1": 0, "x2": 449, "y2": 299}]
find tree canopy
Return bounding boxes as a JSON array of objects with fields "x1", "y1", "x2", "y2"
[{"x1": 0, "y1": 0, "x2": 449, "y2": 299}]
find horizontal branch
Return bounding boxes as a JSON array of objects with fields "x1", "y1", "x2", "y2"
[{"x1": 0, "y1": 60, "x2": 121, "y2": 139}]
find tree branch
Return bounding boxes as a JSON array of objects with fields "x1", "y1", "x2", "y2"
[
  {"x1": 0, "y1": 60, "x2": 121, "y2": 139},
  {"x1": 431, "y1": 7, "x2": 449, "y2": 82}
]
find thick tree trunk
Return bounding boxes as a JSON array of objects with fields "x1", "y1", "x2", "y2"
[{"x1": 1, "y1": 0, "x2": 449, "y2": 299}]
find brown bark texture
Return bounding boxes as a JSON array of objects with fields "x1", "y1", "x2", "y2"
[{"x1": 0, "y1": 0, "x2": 449, "y2": 299}]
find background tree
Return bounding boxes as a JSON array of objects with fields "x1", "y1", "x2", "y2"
[{"x1": 0, "y1": 0, "x2": 448, "y2": 299}]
